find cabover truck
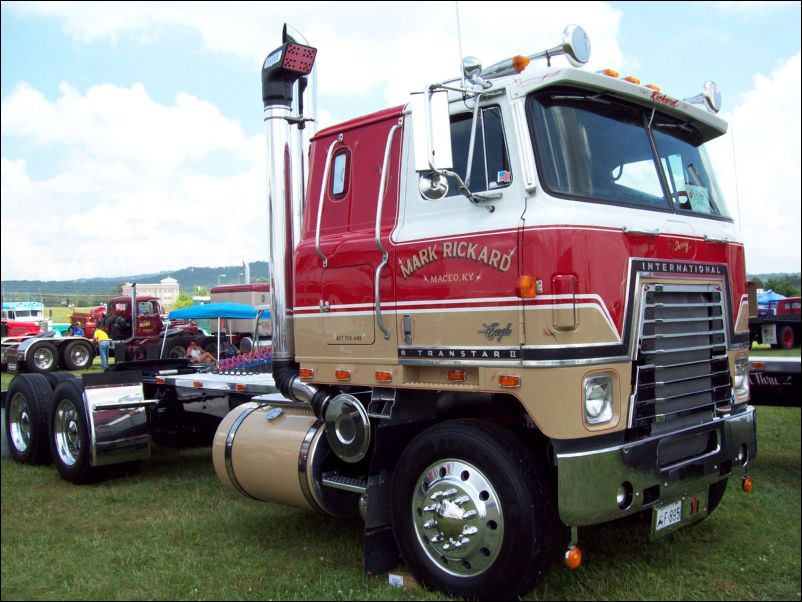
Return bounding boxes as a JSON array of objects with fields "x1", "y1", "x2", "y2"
[
  {"x1": 3, "y1": 24, "x2": 757, "y2": 600},
  {"x1": 208, "y1": 25, "x2": 755, "y2": 599}
]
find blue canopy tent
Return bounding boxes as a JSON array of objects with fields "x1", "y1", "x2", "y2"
[
  {"x1": 757, "y1": 290, "x2": 786, "y2": 315},
  {"x1": 165, "y1": 302, "x2": 268, "y2": 360}
]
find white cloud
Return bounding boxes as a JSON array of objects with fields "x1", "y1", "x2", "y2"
[
  {"x1": 1, "y1": 82, "x2": 267, "y2": 280},
  {"x1": 9, "y1": 2, "x2": 625, "y2": 114},
  {"x1": 707, "y1": 52, "x2": 801, "y2": 274}
]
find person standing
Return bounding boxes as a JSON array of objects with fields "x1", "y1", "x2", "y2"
[{"x1": 94, "y1": 325, "x2": 111, "y2": 369}]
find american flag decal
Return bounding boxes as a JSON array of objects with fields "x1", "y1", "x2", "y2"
[{"x1": 497, "y1": 170, "x2": 511, "y2": 184}]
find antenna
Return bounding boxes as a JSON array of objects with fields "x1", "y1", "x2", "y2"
[{"x1": 455, "y1": 1, "x2": 465, "y2": 86}]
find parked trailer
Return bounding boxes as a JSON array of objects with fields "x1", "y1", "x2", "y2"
[{"x1": 3, "y1": 306, "x2": 273, "y2": 481}]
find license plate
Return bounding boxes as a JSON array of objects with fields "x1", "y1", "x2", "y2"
[{"x1": 654, "y1": 500, "x2": 682, "y2": 531}]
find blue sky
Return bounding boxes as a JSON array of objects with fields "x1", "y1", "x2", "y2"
[{"x1": 1, "y1": 1, "x2": 800, "y2": 280}]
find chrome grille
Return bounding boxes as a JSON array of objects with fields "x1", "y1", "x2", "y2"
[{"x1": 632, "y1": 284, "x2": 732, "y2": 431}]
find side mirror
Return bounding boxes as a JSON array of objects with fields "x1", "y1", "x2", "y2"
[
  {"x1": 561, "y1": 25, "x2": 591, "y2": 67},
  {"x1": 418, "y1": 172, "x2": 449, "y2": 201},
  {"x1": 410, "y1": 90, "x2": 454, "y2": 172}
]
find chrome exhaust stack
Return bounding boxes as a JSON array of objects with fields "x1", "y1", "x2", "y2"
[{"x1": 261, "y1": 26, "x2": 335, "y2": 416}]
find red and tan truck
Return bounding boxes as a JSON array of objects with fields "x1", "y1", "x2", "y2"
[{"x1": 3, "y1": 24, "x2": 757, "y2": 599}]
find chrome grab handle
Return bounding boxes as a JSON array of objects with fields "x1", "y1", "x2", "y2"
[
  {"x1": 374, "y1": 119, "x2": 403, "y2": 341},
  {"x1": 703, "y1": 234, "x2": 731, "y2": 244},
  {"x1": 315, "y1": 134, "x2": 343, "y2": 268},
  {"x1": 623, "y1": 226, "x2": 660, "y2": 236}
]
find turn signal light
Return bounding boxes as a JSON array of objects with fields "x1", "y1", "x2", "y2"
[
  {"x1": 299, "y1": 368, "x2": 315, "y2": 380},
  {"x1": 565, "y1": 545, "x2": 582, "y2": 569},
  {"x1": 742, "y1": 475, "x2": 753, "y2": 493},
  {"x1": 512, "y1": 54, "x2": 531, "y2": 73},
  {"x1": 447, "y1": 369, "x2": 466, "y2": 382},
  {"x1": 375, "y1": 370, "x2": 393, "y2": 383},
  {"x1": 498, "y1": 374, "x2": 521, "y2": 388},
  {"x1": 335, "y1": 369, "x2": 352, "y2": 382},
  {"x1": 518, "y1": 275, "x2": 536, "y2": 298},
  {"x1": 623, "y1": 75, "x2": 641, "y2": 84}
]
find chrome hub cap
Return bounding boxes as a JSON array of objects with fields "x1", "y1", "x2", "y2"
[
  {"x1": 54, "y1": 399, "x2": 81, "y2": 466},
  {"x1": 70, "y1": 346, "x2": 89, "y2": 366},
  {"x1": 9, "y1": 393, "x2": 32, "y2": 452},
  {"x1": 33, "y1": 348, "x2": 55, "y2": 370},
  {"x1": 413, "y1": 459, "x2": 503, "y2": 577}
]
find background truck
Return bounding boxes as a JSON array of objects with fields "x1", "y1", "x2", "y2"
[
  {"x1": 209, "y1": 283, "x2": 272, "y2": 346},
  {"x1": 748, "y1": 292, "x2": 801, "y2": 349},
  {"x1": 3, "y1": 24, "x2": 758, "y2": 600},
  {"x1": 3, "y1": 286, "x2": 206, "y2": 373}
]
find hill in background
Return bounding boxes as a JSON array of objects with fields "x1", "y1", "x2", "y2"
[{"x1": 2, "y1": 261, "x2": 270, "y2": 305}]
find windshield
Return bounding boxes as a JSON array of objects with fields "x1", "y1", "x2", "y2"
[{"x1": 528, "y1": 88, "x2": 730, "y2": 219}]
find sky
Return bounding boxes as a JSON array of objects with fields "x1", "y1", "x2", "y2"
[{"x1": 1, "y1": 1, "x2": 800, "y2": 282}]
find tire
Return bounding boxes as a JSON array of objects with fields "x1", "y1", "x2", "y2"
[
  {"x1": 391, "y1": 419, "x2": 557, "y2": 600},
  {"x1": 163, "y1": 339, "x2": 189, "y2": 360},
  {"x1": 45, "y1": 371, "x2": 81, "y2": 389},
  {"x1": 5, "y1": 374, "x2": 53, "y2": 465},
  {"x1": 59, "y1": 340, "x2": 95, "y2": 371},
  {"x1": 779, "y1": 325, "x2": 795, "y2": 350},
  {"x1": 49, "y1": 379, "x2": 100, "y2": 483},
  {"x1": 27, "y1": 341, "x2": 59, "y2": 374}
]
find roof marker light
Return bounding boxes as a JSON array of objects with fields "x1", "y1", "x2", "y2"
[
  {"x1": 512, "y1": 55, "x2": 531, "y2": 73},
  {"x1": 600, "y1": 68, "x2": 620, "y2": 78},
  {"x1": 646, "y1": 84, "x2": 661, "y2": 91},
  {"x1": 623, "y1": 76, "x2": 641, "y2": 84}
]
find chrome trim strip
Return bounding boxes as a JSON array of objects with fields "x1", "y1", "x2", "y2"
[
  {"x1": 224, "y1": 404, "x2": 263, "y2": 500},
  {"x1": 298, "y1": 420, "x2": 325, "y2": 513},
  {"x1": 522, "y1": 355, "x2": 631, "y2": 368},
  {"x1": 375, "y1": 119, "x2": 403, "y2": 341}
]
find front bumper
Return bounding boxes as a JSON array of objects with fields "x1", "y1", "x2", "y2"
[{"x1": 554, "y1": 407, "x2": 756, "y2": 527}]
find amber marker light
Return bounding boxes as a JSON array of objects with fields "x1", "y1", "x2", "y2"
[
  {"x1": 235, "y1": 384, "x2": 247, "y2": 392},
  {"x1": 645, "y1": 84, "x2": 661, "y2": 91},
  {"x1": 752, "y1": 361, "x2": 766, "y2": 370},
  {"x1": 375, "y1": 370, "x2": 393, "y2": 383},
  {"x1": 518, "y1": 275, "x2": 536, "y2": 298},
  {"x1": 565, "y1": 545, "x2": 582, "y2": 570},
  {"x1": 448, "y1": 369, "x2": 466, "y2": 382},
  {"x1": 155, "y1": 377, "x2": 166, "y2": 385},
  {"x1": 193, "y1": 381, "x2": 203, "y2": 389},
  {"x1": 299, "y1": 368, "x2": 315, "y2": 380},
  {"x1": 623, "y1": 75, "x2": 641, "y2": 84},
  {"x1": 600, "y1": 68, "x2": 620, "y2": 78},
  {"x1": 335, "y1": 369, "x2": 352, "y2": 382},
  {"x1": 742, "y1": 475, "x2": 753, "y2": 493},
  {"x1": 499, "y1": 374, "x2": 521, "y2": 388},
  {"x1": 512, "y1": 54, "x2": 531, "y2": 73}
]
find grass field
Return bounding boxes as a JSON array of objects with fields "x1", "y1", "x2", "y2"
[{"x1": 1, "y1": 402, "x2": 799, "y2": 601}]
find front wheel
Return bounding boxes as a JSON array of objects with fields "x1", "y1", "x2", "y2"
[{"x1": 391, "y1": 419, "x2": 557, "y2": 600}]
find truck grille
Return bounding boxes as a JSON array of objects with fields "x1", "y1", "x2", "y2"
[{"x1": 632, "y1": 284, "x2": 732, "y2": 431}]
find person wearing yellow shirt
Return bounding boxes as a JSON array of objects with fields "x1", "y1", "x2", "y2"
[{"x1": 94, "y1": 326, "x2": 111, "y2": 369}]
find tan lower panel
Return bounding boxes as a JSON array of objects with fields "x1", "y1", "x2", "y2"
[
  {"x1": 735, "y1": 300, "x2": 750, "y2": 335},
  {"x1": 524, "y1": 307, "x2": 620, "y2": 347}
]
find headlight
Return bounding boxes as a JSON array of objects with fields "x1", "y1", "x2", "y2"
[
  {"x1": 583, "y1": 375, "x2": 613, "y2": 425},
  {"x1": 733, "y1": 356, "x2": 750, "y2": 404}
]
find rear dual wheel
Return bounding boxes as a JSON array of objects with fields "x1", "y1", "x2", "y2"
[{"x1": 5, "y1": 374, "x2": 53, "y2": 464}]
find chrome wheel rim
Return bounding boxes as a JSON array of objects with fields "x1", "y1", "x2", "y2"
[
  {"x1": 412, "y1": 459, "x2": 503, "y2": 577},
  {"x1": 33, "y1": 348, "x2": 55, "y2": 370},
  {"x1": 70, "y1": 345, "x2": 90, "y2": 368},
  {"x1": 9, "y1": 392, "x2": 32, "y2": 453},
  {"x1": 54, "y1": 399, "x2": 81, "y2": 466}
]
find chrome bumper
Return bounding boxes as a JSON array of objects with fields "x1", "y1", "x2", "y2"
[{"x1": 555, "y1": 407, "x2": 756, "y2": 526}]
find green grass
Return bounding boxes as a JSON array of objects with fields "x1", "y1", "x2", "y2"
[
  {"x1": 751, "y1": 342, "x2": 802, "y2": 358},
  {"x1": 1, "y1": 407, "x2": 799, "y2": 601}
]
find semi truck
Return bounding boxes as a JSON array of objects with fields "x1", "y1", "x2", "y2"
[{"x1": 3, "y1": 24, "x2": 757, "y2": 600}]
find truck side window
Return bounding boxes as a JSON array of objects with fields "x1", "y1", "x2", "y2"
[
  {"x1": 330, "y1": 149, "x2": 350, "y2": 199},
  {"x1": 446, "y1": 106, "x2": 511, "y2": 196}
]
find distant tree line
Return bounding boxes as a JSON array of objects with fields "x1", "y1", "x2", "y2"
[{"x1": 749, "y1": 273, "x2": 801, "y2": 297}]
